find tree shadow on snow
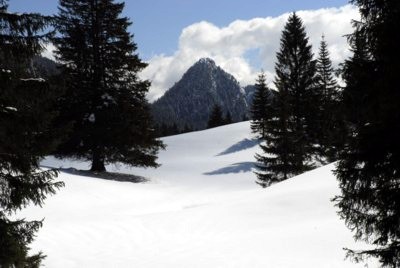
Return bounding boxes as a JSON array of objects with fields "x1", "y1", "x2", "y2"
[
  {"x1": 41, "y1": 165, "x2": 149, "y2": 183},
  {"x1": 204, "y1": 162, "x2": 255, "y2": 175},
  {"x1": 216, "y1": 138, "x2": 259, "y2": 156}
]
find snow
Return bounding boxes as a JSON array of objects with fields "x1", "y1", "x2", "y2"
[
  {"x1": 101, "y1": 94, "x2": 115, "y2": 107},
  {"x1": 20, "y1": 121, "x2": 377, "y2": 267},
  {"x1": 88, "y1": 113, "x2": 95, "y2": 123},
  {"x1": 4, "y1": 106, "x2": 18, "y2": 112},
  {"x1": 20, "y1": 77, "x2": 46, "y2": 82}
]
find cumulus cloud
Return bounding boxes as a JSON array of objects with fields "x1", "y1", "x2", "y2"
[{"x1": 141, "y1": 5, "x2": 359, "y2": 102}]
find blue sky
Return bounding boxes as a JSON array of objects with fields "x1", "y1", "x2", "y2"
[{"x1": 10, "y1": 0, "x2": 349, "y2": 60}]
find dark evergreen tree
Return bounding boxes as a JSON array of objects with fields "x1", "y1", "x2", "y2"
[
  {"x1": 255, "y1": 13, "x2": 317, "y2": 187},
  {"x1": 0, "y1": 1, "x2": 63, "y2": 266},
  {"x1": 207, "y1": 104, "x2": 224, "y2": 129},
  {"x1": 335, "y1": 0, "x2": 400, "y2": 266},
  {"x1": 54, "y1": 0, "x2": 164, "y2": 172},
  {"x1": 170, "y1": 123, "x2": 179, "y2": 135},
  {"x1": 254, "y1": 94, "x2": 280, "y2": 188},
  {"x1": 224, "y1": 111, "x2": 232, "y2": 125},
  {"x1": 250, "y1": 72, "x2": 271, "y2": 138},
  {"x1": 160, "y1": 123, "x2": 169, "y2": 137},
  {"x1": 155, "y1": 122, "x2": 182, "y2": 137},
  {"x1": 182, "y1": 123, "x2": 193, "y2": 133},
  {"x1": 314, "y1": 36, "x2": 344, "y2": 163}
]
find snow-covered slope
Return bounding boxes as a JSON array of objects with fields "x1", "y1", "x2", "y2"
[{"x1": 21, "y1": 121, "x2": 377, "y2": 267}]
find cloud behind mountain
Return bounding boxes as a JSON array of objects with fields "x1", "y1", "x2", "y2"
[{"x1": 141, "y1": 5, "x2": 359, "y2": 102}]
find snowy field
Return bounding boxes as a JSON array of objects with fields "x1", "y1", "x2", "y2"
[{"x1": 20, "y1": 121, "x2": 377, "y2": 267}]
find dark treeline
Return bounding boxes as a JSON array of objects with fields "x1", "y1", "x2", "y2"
[
  {"x1": 207, "y1": 103, "x2": 233, "y2": 129},
  {"x1": 251, "y1": 2, "x2": 400, "y2": 266},
  {"x1": 155, "y1": 103, "x2": 236, "y2": 137},
  {"x1": 154, "y1": 122, "x2": 194, "y2": 137}
]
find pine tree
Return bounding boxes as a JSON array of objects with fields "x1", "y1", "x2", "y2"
[
  {"x1": 314, "y1": 36, "x2": 344, "y2": 163},
  {"x1": 0, "y1": 1, "x2": 63, "y2": 266},
  {"x1": 160, "y1": 123, "x2": 169, "y2": 137},
  {"x1": 250, "y1": 72, "x2": 271, "y2": 138},
  {"x1": 224, "y1": 111, "x2": 232, "y2": 125},
  {"x1": 207, "y1": 104, "x2": 224, "y2": 129},
  {"x1": 182, "y1": 123, "x2": 193, "y2": 133},
  {"x1": 255, "y1": 13, "x2": 317, "y2": 187},
  {"x1": 254, "y1": 94, "x2": 280, "y2": 188},
  {"x1": 335, "y1": 1, "x2": 400, "y2": 266},
  {"x1": 170, "y1": 123, "x2": 179, "y2": 135},
  {"x1": 54, "y1": 0, "x2": 164, "y2": 172}
]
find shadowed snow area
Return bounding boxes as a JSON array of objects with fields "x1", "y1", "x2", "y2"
[
  {"x1": 216, "y1": 138, "x2": 259, "y2": 156},
  {"x1": 19, "y1": 121, "x2": 378, "y2": 267},
  {"x1": 204, "y1": 161, "x2": 255, "y2": 175}
]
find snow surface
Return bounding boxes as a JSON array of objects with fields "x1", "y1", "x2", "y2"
[
  {"x1": 20, "y1": 121, "x2": 378, "y2": 267},
  {"x1": 20, "y1": 77, "x2": 46, "y2": 82}
]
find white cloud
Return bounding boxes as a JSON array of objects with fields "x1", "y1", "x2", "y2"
[{"x1": 141, "y1": 5, "x2": 359, "y2": 102}]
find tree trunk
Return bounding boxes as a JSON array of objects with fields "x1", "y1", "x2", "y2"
[{"x1": 91, "y1": 149, "x2": 106, "y2": 172}]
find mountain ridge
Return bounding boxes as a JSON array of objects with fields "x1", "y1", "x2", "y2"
[{"x1": 151, "y1": 58, "x2": 250, "y2": 130}]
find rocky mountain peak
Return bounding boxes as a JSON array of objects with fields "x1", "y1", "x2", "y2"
[
  {"x1": 196, "y1": 57, "x2": 217, "y2": 67},
  {"x1": 151, "y1": 59, "x2": 249, "y2": 130}
]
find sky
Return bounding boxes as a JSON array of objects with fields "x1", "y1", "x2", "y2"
[{"x1": 9, "y1": 0, "x2": 357, "y2": 101}]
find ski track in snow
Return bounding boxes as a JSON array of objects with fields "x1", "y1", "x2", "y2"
[{"x1": 18, "y1": 121, "x2": 378, "y2": 267}]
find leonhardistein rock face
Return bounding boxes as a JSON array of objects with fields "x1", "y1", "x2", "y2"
[{"x1": 152, "y1": 58, "x2": 249, "y2": 130}]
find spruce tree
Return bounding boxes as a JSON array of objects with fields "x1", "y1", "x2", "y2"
[
  {"x1": 159, "y1": 123, "x2": 168, "y2": 137},
  {"x1": 207, "y1": 104, "x2": 224, "y2": 129},
  {"x1": 224, "y1": 111, "x2": 232, "y2": 125},
  {"x1": 254, "y1": 94, "x2": 280, "y2": 188},
  {"x1": 250, "y1": 72, "x2": 271, "y2": 138},
  {"x1": 170, "y1": 123, "x2": 179, "y2": 135},
  {"x1": 275, "y1": 12, "x2": 317, "y2": 174},
  {"x1": 314, "y1": 36, "x2": 344, "y2": 163},
  {"x1": 255, "y1": 13, "x2": 317, "y2": 187},
  {"x1": 54, "y1": 0, "x2": 164, "y2": 172},
  {"x1": 335, "y1": 0, "x2": 400, "y2": 266},
  {"x1": 182, "y1": 123, "x2": 193, "y2": 134},
  {"x1": 0, "y1": 1, "x2": 63, "y2": 266}
]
